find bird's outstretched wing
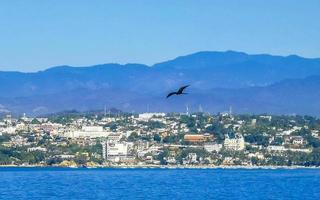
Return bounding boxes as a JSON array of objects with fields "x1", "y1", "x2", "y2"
[
  {"x1": 178, "y1": 85, "x2": 190, "y2": 93},
  {"x1": 166, "y1": 92, "x2": 177, "y2": 98}
]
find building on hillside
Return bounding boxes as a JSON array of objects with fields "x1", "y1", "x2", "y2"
[
  {"x1": 64, "y1": 126, "x2": 110, "y2": 138},
  {"x1": 1, "y1": 126, "x2": 16, "y2": 134},
  {"x1": 107, "y1": 133, "x2": 122, "y2": 142},
  {"x1": 101, "y1": 141, "x2": 106, "y2": 160},
  {"x1": 251, "y1": 119, "x2": 257, "y2": 126},
  {"x1": 267, "y1": 145, "x2": 286, "y2": 152},
  {"x1": 138, "y1": 113, "x2": 165, "y2": 121},
  {"x1": 27, "y1": 147, "x2": 47, "y2": 152},
  {"x1": 291, "y1": 136, "x2": 304, "y2": 145},
  {"x1": 184, "y1": 134, "x2": 205, "y2": 143},
  {"x1": 224, "y1": 133, "x2": 245, "y2": 151},
  {"x1": 204, "y1": 143, "x2": 222, "y2": 152},
  {"x1": 105, "y1": 141, "x2": 133, "y2": 162}
]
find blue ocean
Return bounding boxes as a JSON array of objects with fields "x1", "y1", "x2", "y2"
[{"x1": 0, "y1": 168, "x2": 319, "y2": 199}]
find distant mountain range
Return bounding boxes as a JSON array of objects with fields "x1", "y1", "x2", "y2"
[{"x1": 1, "y1": 50, "x2": 320, "y2": 116}]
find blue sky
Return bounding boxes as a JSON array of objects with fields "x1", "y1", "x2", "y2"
[{"x1": 0, "y1": 0, "x2": 319, "y2": 72}]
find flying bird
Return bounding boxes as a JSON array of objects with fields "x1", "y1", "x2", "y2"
[{"x1": 166, "y1": 85, "x2": 190, "y2": 98}]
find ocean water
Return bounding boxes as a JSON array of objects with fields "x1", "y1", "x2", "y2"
[{"x1": 0, "y1": 168, "x2": 319, "y2": 200}]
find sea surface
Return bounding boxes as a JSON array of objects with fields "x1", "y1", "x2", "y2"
[{"x1": 0, "y1": 168, "x2": 319, "y2": 200}]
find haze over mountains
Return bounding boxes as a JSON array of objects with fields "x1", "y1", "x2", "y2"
[{"x1": 1, "y1": 50, "x2": 320, "y2": 116}]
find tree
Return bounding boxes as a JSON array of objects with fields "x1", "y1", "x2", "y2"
[
  {"x1": 46, "y1": 157, "x2": 63, "y2": 166},
  {"x1": 0, "y1": 134, "x2": 10, "y2": 143},
  {"x1": 292, "y1": 128, "x2": 311, "y2": 137},
  {"x1": 163, "y1": 135, "x2": 179, "y2": 144},
  {"x1": 271, "y1": 137, "x2": 283, "y2": 145},
  {"x1": 245, "y1": 134, "x2": 269, "y2": 146},
  {"x1": 128, "y1": 132, "x2": 139, "y2": 142},
  {"x1": 143, "y1": 121, "x2": 165, "y2": 129},
  {"x1": 109, "y1": 123, "x2": 117, "y2": 131},
  {"x1": 153, "y1": 134, "x2": 161, "y2": 142},
  {"x1": 74, "y1": 154, "x2": 87, "y2": 165},
  {"x1": 176, "y1": 148, "x2": 210, "y2": 164},
  {"x1": 34, "y1": 151, "x2": 44, "y2": 162},
  {"x1": 205, "y1": 122, "x2": 226, "y2": 143},
  {"x1": 0, "y1": 153, "x2": 11, "y2": 165},
  {"x1": 307, "y1": 136, "x2": 320, "y2": 148},
  {"x1": 157, "y1": 148, "x2": 170, "y2": 165},
  {"x1": 31, "y1": 118, "x2": 40, "y2": 124}
]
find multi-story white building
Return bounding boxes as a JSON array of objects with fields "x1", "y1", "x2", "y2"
[
  {"x1": 27, "y1": 147, "x2": 47, "y2": 152},
  {"x1": 224, "y1": 133, "x2": 245, "y2": 151},
  {"x1": 106, "y1": 141, "x2": 133, "y2": 162},
  {"x1": 107, "y1": 133, "x2": 122, "y2": 142},
  {"x1": 107, "y1": 142, "x2": 129, "y2": 156},
  {"x1": 204, "y1": 143, "x2": 223, "y2": 152},
  {"x1": 64, "y1": 126, "x2": 111, "y2": 138},
  {"x1": 101, "y1": 141, "x2": 106, "y2": 160}
]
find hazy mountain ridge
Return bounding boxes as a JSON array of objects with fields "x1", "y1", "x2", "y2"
[{"x1": 1, "y1": 51, "x2": 320, "y2": 115}]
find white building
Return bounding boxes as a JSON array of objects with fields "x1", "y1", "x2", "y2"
[
  {"x1": 166, "y1": 157, "x2": 177, "y2": 164},
  {"x1": 107, "y1": 142, "x2": 129, "y2": 156},
  {"x1": 204, "y1": 143, "x2": 223, "y2": 152},
  {"x1": 224, "y1": 133, "x2": 245, "y2": 151},
  {"x1": 251, "y1": 119, "x2": 257, "y2": 126},
  {"x1": 291, "y1": 136, "x2": 304, "y2": 145},
  {"x1": 187, "y1": 153, "x2": 197, "y2": 164},
  {"x1": 1, "y1": 126, "x2": 16, "y2": 134},
  {"x1": 107, "y1": 133, "x2": 122, "y2": 142},
  {"x1": 267, "y1": 145, "x2": 286, "y2": 152},
  {"x1": 138, "y1": 113, "x2": 165, "y2": 121},
  {"x1": 106, "y1": 142, "x2": 133, "y2": 162},
  {"x1": 248, "y1": 152, "x2": 265, "y2": 160},
  {"x1": 287, "y1": 148, "x2": 311, "y2": 153},
  {"x1": 260, "y1": 115, "x2": 272, "y2": 121},
  {"x1": 101, "y1": 141, "x2": 106, "y2": 160},
  {"x1": 27, "y1": 147, "x2": 47, "y2": 152},
  {"x1": 64, "y1": 126, "x2": 111, "y2": 138},
  {"x1": 267, "y1": 145, "x2": 311, "y2": 153}
]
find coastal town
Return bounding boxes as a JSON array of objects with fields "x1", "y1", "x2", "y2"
[{"x1": 0, "y1": 111, "x2": 320, "y2": 168}]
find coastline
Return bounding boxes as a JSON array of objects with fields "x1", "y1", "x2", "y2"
[{"x1": 0, "y1": 164, "x2": 319, "y2": 170}]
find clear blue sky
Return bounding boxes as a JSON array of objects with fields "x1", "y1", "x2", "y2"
[{"x1": 0, "y1": 0, "x2": 319, "y2": 72}]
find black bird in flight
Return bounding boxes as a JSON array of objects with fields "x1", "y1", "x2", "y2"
[{"x1": 166, "y1": 85, "x2": 190, "y2": 98}]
